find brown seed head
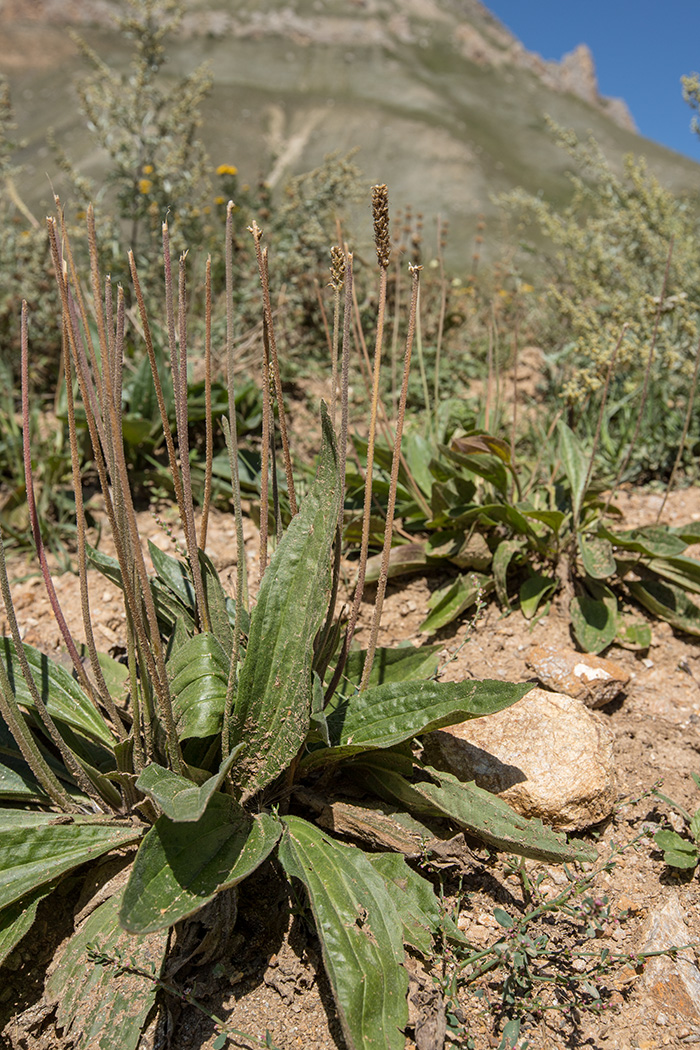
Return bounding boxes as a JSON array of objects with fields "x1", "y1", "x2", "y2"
[
  {"x1": 372, "y1": 184, "x2": 391, "y2": 269},
  {"x1": 329, "y1": 245, "x2": 346, "y2": 290}
]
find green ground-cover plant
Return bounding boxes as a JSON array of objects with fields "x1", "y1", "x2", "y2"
[
  {"x1": 652, "y1": 775, "x2": 700, "y2": 871},
  {"x1": 435, "y1": 838, "x2": 679, "y2": 1050},
  {"x1": 356, "y1": 396, "x2": 700, "y2": 652},
  {"x1": 0, "y1": 194, "x2": 595, "y2": 1050}
]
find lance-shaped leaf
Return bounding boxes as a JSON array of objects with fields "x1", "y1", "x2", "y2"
[
  {"x1": 167, "y1": 632, "x2": 229, "y2": 740},
  {"x1": 579, "y1": 535, "x2": 616, "y2": 581},
  {"x1": 278, "y1": 816, "x2": 408, "y2": 1050},
  {"x1": 522, "y1": 507, "x2": 567, "y2": 535},
  {"x1": 599, "y1": 525, "x2": 687, "y2": 559},
  {"x1": 0, "y1": 819, "x2": 142, "y2": 910},
  {"x1": 148, "y1": 540, "x2": 196, "y2": 609},
  {"x1": 45, "y1": 887, "x2": 168, "y2": 1050},
  {"x1": 354, "y1": 759, "x2": 596, "y2": 864},
  {"x1": 136, "y1": 748, "x2": 241, "y2": 822},
  {"x1": 300, "y1": 679, "x2": 531, "y2": 773},
  {"x1": 0, "y1": 638, "x2": 113, "y2": 746},
  {"x1": 120, "y1": 793, "x2": 280, "y2": 933},
  {"x1": 88, "y1": 543, "x2": 196, "y2": 635},
  {"x1": 420, "y1": 573, "x2": 494, "y2": 634},
  {"x1": 628, "y1": 577, "x2": 700, "y2": 636},
  {"x1": 199, "y1": 549, "x2": 234, "y2": 654},
  {"x1": 492, "y1": 539, "x2": 523, "y2": 610},
  {"x1": 366, "y1": 852, "x2": 467, "y2": 954},
  {"x1": 403, "y1": 431, "x2": 436, "y2": 497},
  {"x1": 0, "y1": 749, "x2": 54, "y2": 803},
  {"x1": 647, "y1": 556, "x2": 700, "y2": 595},
  {"x1": 364, "y1": 543, "x2": 430, "y2": 583},
  {"x1": 519, "y1": 573, "x2": 556, "y2": 619},
  {"x1": 671, "y1": 521, "x2": 700, "y2": 544},
  {"x1": 0, "y1": 882, "x2": 56, "y2": 966},
  {"x1": 341, "y1": 644, "x2": 441, "y2": 691},
  {"x1": 229, "y1": 406, "x2": 341, "y2": 798},
  {"x1": 558, "y1": 420, "x2": 588, "y2": 524},
  {"x1": 570, "y1": 582, "x2": 618, "y2": 654}
]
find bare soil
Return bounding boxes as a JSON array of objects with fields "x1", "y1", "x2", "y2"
[{"x1": 3, "y1": 487, "x2": 700, "y2": 1050}]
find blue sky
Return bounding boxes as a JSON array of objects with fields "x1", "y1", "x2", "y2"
[{"x1": 484, "y1": 1, "x2": 700, "y2": 161}]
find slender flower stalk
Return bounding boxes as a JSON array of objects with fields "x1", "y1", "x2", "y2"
[
  {"x1": 249, "y1": 220, "x2": 297, "y2": 516},
  {"x1": 176, "y1": 251, "x2": 210, "y2": 631},
  {"x1": 128, "y1": 250, "x2": 189, "y2": 530},
  {"x1": 222, "y1": 201, "x2": 249, "y2": 758},
  {"x1": 200, "y1": 255, "x2": 214, "y2": 549},
  {"x1": 329, "y1": 245, "x2": 346, "y2": 429},
  {"x1": 326, "y1": 187, "x2": 392, "y2": 699},
  {"x1": 360, "y1": 265, "x2": 421, "y2": 691},
  {"x1": 60, "y1": 301, "x2": 127, "y2": 738},
  {"x1": 49, "y1": 217, "x2": 185, "y2": 775},
  {"x1": 20, "y1": 303, "x2": 100, "y2": 711}
]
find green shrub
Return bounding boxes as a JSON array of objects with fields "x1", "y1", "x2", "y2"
[{"x1": 500, "y1": 120, "x2": 700, "y2": 481}]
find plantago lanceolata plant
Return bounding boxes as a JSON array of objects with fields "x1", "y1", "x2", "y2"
[{"x1": 0, "y1": 191, "x2": 596, "y2": 1050}]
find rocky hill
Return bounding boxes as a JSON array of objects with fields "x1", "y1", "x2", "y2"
[{"x1": 3, "y1": 0, "x2": 698, "y2": 263}]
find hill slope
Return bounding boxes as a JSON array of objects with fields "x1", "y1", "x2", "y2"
[{"x1": 4, "y1": 0, "x2": 699, "y2": 263}]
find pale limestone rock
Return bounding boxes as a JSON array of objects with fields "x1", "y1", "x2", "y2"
[
  {"x1": 526, "y1": 643, "x2": 629, "y2": 708},
  {"x1": 640, "y1": 892, "x2": 700, "y2": 1022},
  {"x1": 423, "y1": 686, "x2": 615, "y2": 830}
]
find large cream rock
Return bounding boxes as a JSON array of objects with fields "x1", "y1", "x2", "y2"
[{"x1": 423, "y1": 686, "x2": 616, "y2": 831}]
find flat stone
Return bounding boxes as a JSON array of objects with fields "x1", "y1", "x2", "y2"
[
  {"x1": 640, "y1": 892, "x2": 700, "y2": 1023},
  {"x1": 526, "y1": 643, "x2": 630, "y2": 707},
  {"x1": 423, "y1": 686, "x2": 616, "y2": 830}
]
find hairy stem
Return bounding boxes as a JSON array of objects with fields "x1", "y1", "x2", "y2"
[
  {"x1": 200, "y1": 255, "x2": 214, "y2": 549},
  {"x1": 360, "y1": 265, "x2": 421, "y2": 691},
  {"x1": 249, "y1": 221, "x2": 297, "y2": 515}
]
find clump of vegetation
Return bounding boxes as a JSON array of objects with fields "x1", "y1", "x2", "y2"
[
  {"x1": 56, "y1": 0, "x2": 213, "y2": 263},
  {"x1": 500, "y1": 120, "x2": 700, "y2": 482},
  {"x1": 357, "y1": 397, "x2": 700, "y2": 652},
  {"x1": 0, "y1": 194, "x2": 596, "y2": 1050},
  {"x1": 435, "y1": 839, "x2": 670, "y2": 1049}
]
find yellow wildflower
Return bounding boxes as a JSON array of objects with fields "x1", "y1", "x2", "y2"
[
  {"x1": 142, "y1": 164, "x2": 154, "y2": 175},
  {"x1": 216, "y1": 164, "x2": 238, "y2": 176},
  {"x1": 214, "y1": 195, "x2": 225, "y2": 205},
  {"x1": 138, "y1": 178, "x2": 153, "y2": 194}
]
